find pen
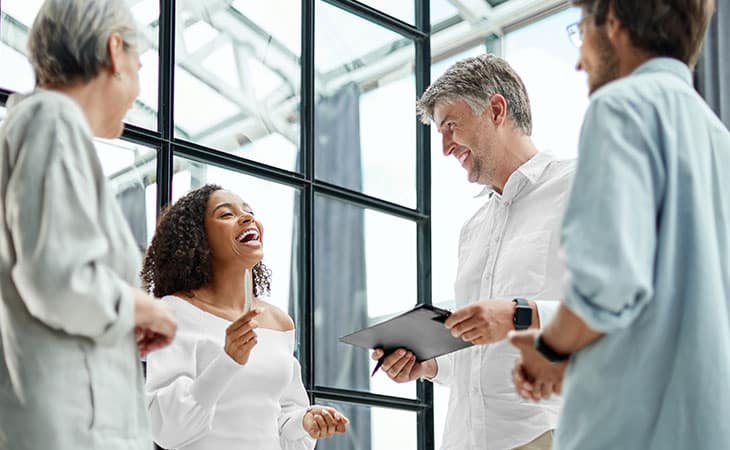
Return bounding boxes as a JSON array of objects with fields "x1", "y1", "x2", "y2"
[{"x1": 371, "y1": 354, "x2": 385, "y2": 377}]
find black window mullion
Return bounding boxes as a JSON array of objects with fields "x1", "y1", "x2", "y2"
[
  {"x1": 300, "y1": 0, "x2": 316, "y2": 400},
  {"x1": 157, "y1": 0, "x2": 175, "y2": 212},
  {"x1": 415, "y1": 1, "x2": 434, "y2": 450}
]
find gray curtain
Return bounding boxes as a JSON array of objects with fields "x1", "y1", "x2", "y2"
[
  {"x1": 310, "y1": 82, "x2": 371, "y2": 450},
  {"x1": 695, "y1": 1, "x2": 730, "y2": 127},
  {"x1": 115, "y1": 183, "x2": 147, "y2": 253}
]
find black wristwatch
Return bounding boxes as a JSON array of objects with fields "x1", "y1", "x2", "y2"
[
  {"x1": 534, "y1": 334, "x2": 572, "y2": 362},
  {"x1": 512, "y1": 298, "x2": 532, "y2": 330}
]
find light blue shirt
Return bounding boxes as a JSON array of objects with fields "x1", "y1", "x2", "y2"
[{"x1": 557, "y1": 58, "x2": 730, "y2": 450}]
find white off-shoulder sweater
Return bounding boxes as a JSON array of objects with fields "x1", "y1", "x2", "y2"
[{"x1": 145, "y1": 296, "x2": 314, "y2": 450}]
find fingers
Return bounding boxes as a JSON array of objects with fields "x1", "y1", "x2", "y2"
[
  {"x1": 228, "y1": 318, "x2": 259, "y2": 342},
  {"x1": 448, "y1": 316, "x2": 482, "y2": 339},
  {"x1": 460, "y1": 328, "x2": 487, "y2": 344},
  {"x1": 371, "y1": 348, "x2": 384, "y2": 360},
  {"x1": 226, "y1": 330, "x2": 258, "y2": 364},
  {"x1": 306, "y1": 407, "x2": 348, "y2": 439},
  {"x1": 380, "y1": 349, "x2": 417, "y2": 381},
  {"x1": 389, "y1": 354, "x2": 417, "y2": 381},
  {"x1": 227, "y1": 308, "x2": 263, "y2": 334},
  {"x1": 507, "y1": 330, "x2": 536, "y2": 350},
  {"x1": 138, "y1": 301, "x2": 177, "y2": 338},
  {"x1": 512, "y1": 360, "x2": 535, "y2": 400},
  {"x1": 386, "y1": 352, "x2": 413, "y2": 376},
  {"x1": 137, "y1": 331, "x2": 173, "y2": 357},
  {"x1": 443, "y1": 304, "x2": 476, "y2": 330},
  {"x1": 319, "y1": 408, "x2": 337, "y2": 437},
  {"x1": 312, "y1": 413, "x2": 327, "y2": 438}
]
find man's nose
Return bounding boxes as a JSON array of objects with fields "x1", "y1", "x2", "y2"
[{"x1": 442, "y1": 132, "x2": 453, "y2": 157}]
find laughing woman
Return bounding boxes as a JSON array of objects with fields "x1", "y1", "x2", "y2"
[{"x1": 143, "y1": 184, "x2": 348, "y2": 450}]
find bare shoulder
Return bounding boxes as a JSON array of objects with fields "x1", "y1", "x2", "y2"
[{"x1": 257, "y1": 300, "x2": 295, "y2": 331}]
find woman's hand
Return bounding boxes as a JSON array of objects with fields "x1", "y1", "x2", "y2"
[
  {"x1": 224, "y1": 308, "x2": 262, "y2": 365},
  {"x1": 133, "y1": 291, "x2": 177, "y2": 357},
  {"x1": 303, "y1": 406, "x2": 349, "y2": 439}
]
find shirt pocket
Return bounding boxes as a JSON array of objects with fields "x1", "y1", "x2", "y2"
[{"x1": 492, "y1": 230, "x2": 551, "y2": 298}]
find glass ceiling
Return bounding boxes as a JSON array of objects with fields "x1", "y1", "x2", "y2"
[{"x1": 1, "y1": 0, "x2": 562, "y2": 158}]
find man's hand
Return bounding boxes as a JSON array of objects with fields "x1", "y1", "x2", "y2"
[
  {"x1": 443, "y1": 300, "x2": 514, "y2": 345},
  {"x1": 508, "y1": 330, "x2": 567, "y2": 401},
  {"x1": 303, "y1": 406, "x2": 349, "y2": 439},
  {"x1": 371, "y1": 348, "x2": 437, "y2": 382},
  {"x1": 134, "y1": 294, "x2": 177, "y2": 357}
]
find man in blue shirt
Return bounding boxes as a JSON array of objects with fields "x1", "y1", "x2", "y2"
[{"x1": 505, "y1": 0, "x2": 730, "y2": 449}]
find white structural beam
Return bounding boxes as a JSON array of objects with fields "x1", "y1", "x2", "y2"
[{"x1": 449, "y1": 0, "x2": 494, "y2": 24}]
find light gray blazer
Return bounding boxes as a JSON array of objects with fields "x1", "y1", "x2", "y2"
[{"x1": 0, "y1": 90, "x2": 152, "y2": 449}]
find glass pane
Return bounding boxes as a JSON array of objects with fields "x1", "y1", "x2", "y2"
[
  {"x1": 504, "y1": 7, "x2": 588, "y2": 159},
  {"x1": 0, "y1": 0, "x2": 40, "y2": 93},
  {"x1": 127, "y1": 0, "x2": 159, "y2": 130},
  {"x1": 173, "y1": 2, "x2": 301, "y2": 172},
  {"x1": 0, "y1": 0, "x2": 159, "y2": 130},
  {"x1": 315, "y1": 1, "x2": 416, "y2": 207},
  {"x1": 358, "y1": 0, "x2": 414, "y2": 24},
  {"x1": 171, "y1": 157, "x2": 300, "y2": 315},
  {"x1": 314, "y1": 195, "x2": 417, "y2": 398},
  {"x1": 430, "y1": 0, "x2": 460, "y2": 26},
  {"x1": 94, "y1": 139, "x2": 157, "y2": 252},
  {"x1": 315, "y1": 399, "x2": 417, "y2": 450}
]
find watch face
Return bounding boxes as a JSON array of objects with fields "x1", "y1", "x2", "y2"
[{"x1": 515, "y1": 307, "x2": 532, "y2": 328}]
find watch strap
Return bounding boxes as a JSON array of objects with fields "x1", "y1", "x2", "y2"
[{"x1": 534, "y1": 334, "x2": 571, "y2": 362}]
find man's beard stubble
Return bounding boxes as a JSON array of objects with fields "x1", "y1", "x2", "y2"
[{"x1": 589, "y1": 27, "x2": 621, "y2": 95}]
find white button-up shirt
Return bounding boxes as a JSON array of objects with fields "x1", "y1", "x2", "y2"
[{"x1": 434, "y1": 152, "x2": 575, "y2": 450}]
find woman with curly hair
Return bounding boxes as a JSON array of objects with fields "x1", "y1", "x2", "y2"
[{"x1": 143, "y1": 184, "x2": 348, "y2": 450}]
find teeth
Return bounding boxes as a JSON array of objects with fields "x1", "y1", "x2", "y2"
[{"x1": 238, "y1": 229, "x2": 260, "y2": 243}]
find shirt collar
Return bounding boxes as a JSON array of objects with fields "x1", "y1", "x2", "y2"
[
  {"x1": 631, "y1": 57, "x2": 692, "y2": 86},
  {"x1": 475, "y1": 152, "x2": 556, "y2": 201}
]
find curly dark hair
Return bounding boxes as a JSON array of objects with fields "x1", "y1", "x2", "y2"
[{"x1": 141, "y1": 184, "x2": 272, "y2": 298}]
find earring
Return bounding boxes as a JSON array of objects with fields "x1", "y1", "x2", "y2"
[{"x1": 114, "y1": 72, "x2": 123, "y2": 80}]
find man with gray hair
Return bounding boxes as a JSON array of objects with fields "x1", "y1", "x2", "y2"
[{"x1": 372, "y1": 54, "x2": 573, "y2": 450}]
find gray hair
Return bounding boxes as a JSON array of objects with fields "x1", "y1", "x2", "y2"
[
  {"x1": 416, "y1": 54, "x2": 532, "y2": 135},
  {"x1": 27, "y1": 0, "x2": 138, "y2": 87}
]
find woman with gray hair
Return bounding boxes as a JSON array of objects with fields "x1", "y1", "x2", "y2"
[{"x1": 0, "y1": 1, "x2": 176, "y2": 449}]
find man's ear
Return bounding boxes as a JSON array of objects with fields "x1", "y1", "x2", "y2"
[
  {"x1": 604, "y1": 2, "x2": 623, "y2": 41},
  {"x1": 489, "y1": 94, "x2": 508, "y2": 126}
]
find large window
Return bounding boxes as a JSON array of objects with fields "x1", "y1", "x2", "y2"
[{"x1": 1, "y1": 1, "x2": 432, "y2": 449}]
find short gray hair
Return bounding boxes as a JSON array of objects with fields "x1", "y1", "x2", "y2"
[
  {"x1": 416, "y1": 54, "x2": 532, "y2": 135},
  {"x1": 27, "y1": 0, "x2": 138, "y2": 87}
]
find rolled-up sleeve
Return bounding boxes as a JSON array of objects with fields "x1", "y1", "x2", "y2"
[
  {"x1": 561, "y1": 94, "x2": 664, "y2": 333},
  {"x1": 5, "y1": 112, "x2": 133, "y2": 343}
]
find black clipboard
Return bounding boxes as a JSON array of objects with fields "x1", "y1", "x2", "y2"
[{"x1": 339, "y1": 304, "x2": 473, "y2": 362}]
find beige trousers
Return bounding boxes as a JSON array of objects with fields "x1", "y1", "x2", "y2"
[{"x1": 512, "y1": 430, "x2": 554, "y2": 450}]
